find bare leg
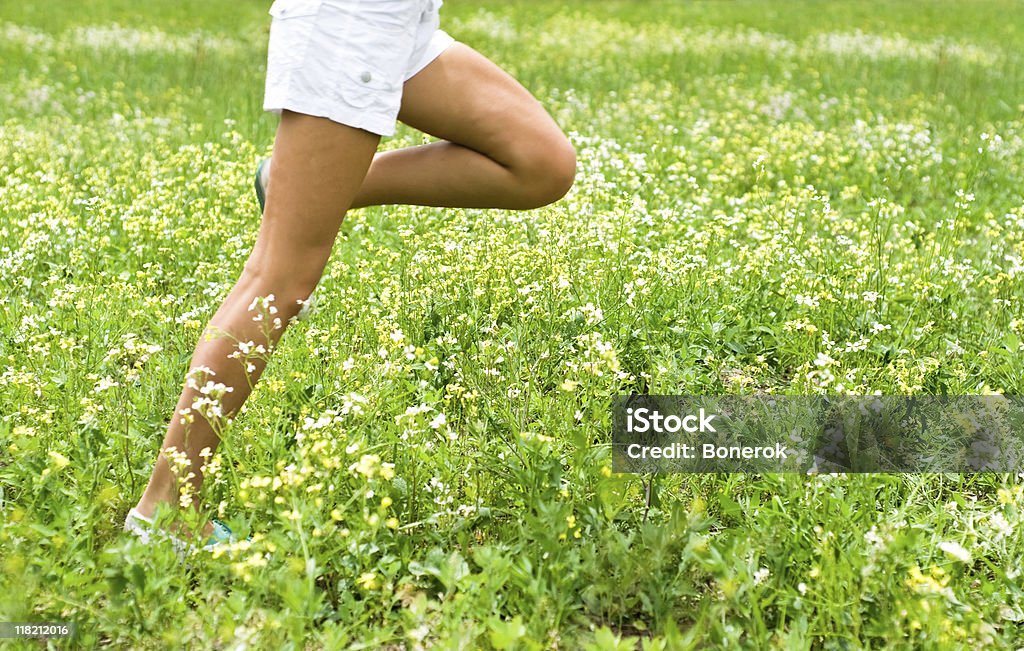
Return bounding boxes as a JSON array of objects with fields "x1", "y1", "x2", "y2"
[
  {"x1": 133, "y1": 111, "x2": 379, "y2": 538},
  {"x1": 260, "y1": 42, "x2": 577, "y2": 211},
  {"x1": 134, "y1": 43, "x2": 574, "y2": 539}
]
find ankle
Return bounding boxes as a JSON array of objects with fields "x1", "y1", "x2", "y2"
[
  {"x1": 133, "y1": 495, "x2": 174, "y2": 520},
  {"x1": 132, "y1": 501, "x2": 157, "y2": 520}
]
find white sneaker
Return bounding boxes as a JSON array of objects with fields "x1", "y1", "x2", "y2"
[{"x1": 123, "y1": 507, "x2": 237, "y2": 558}]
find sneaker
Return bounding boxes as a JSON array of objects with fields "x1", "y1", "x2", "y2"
[
  {"x1": 123, "y1": 507, "x2": 238, "y2": 558},
  {"x1": 254, "y1": 157, "x2": 271, "y2": 214}
]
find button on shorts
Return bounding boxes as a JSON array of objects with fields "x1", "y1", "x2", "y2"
[{"x1": 263, "y1": 0, "x2": 456, "y2": 137}]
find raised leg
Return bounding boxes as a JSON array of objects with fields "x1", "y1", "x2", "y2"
[{"x1": 260, "y1": 42, "x2": 577, "y2": 211}]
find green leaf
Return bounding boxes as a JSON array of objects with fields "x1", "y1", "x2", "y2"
[
  {"x1": 130, "y1": 563, "x2": 146, "y2": 593},
  {"x1": 488, "y1": 615, "x2": 526, "y2": 650}
]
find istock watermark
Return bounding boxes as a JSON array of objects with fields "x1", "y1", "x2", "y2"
[
  {"x1": 625, "y1": 406, "x2": 718, "y2": 434},
  {"x1": 611, "y1": 395, "x2": 1024, "y2": 473}
]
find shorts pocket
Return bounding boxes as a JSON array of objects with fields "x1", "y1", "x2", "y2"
[
  {"x1": 314, "y1": 2, "x2": 419, "y2": 105},
  {"x1": 316, "y1": 39, "x2": 407, "y2": 111},
  {"x1": 332, "y1": 65, "x2": 401, "y2": 110}
]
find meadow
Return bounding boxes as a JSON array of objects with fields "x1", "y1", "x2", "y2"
[{"x1": 1, "y1": 0, "x2": 1023, "y2": 647}]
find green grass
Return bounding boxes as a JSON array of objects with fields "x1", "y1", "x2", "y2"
[{"x1": 1, "y1": 0, "x2": 1023, "y2": 648}]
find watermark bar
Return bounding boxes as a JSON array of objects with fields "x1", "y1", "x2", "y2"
[
  {"x1": 611, "y1": 395, "x2": 1024, "y2": 473},
  {"x1": 0, "y1": 622, "x2": 76, "y2": 638}
]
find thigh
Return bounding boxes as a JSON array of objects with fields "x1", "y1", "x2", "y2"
[{"x1": 396, "y1": 42, "x2": 565, "y2": 167}]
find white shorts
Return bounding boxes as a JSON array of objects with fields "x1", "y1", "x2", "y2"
[{"x1": 263, "y1": 0, "x2": 456, "y2": 137}]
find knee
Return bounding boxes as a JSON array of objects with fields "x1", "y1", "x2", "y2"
[{"x1": 515, "y1": 133, "x2": 577, "y2": 209}]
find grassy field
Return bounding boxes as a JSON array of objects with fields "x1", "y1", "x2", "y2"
[{"x1": 2, "y1": 0, "x2": 1024, "y2": 648}]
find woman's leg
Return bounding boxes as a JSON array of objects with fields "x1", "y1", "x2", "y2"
[
  {"x1": 133, "y1": 111, "x2": 379, "y2": 538},
  {"x1": 260, "y1": 42, "x2": 577, "y2": 211},
  {"x1": 134, "y1": 41, "x2": 572, "y2": 538}
]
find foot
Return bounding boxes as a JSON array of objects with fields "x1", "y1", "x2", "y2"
[
  {"x1": 127, "y1": 503, "x2": 218, "y2": 544},
  {"x1": 254, "y1": 157, "x2": 271, "y2": 214},
  {"x1": 122, "y1": 507, "x2": 238, "y2": 565}
]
